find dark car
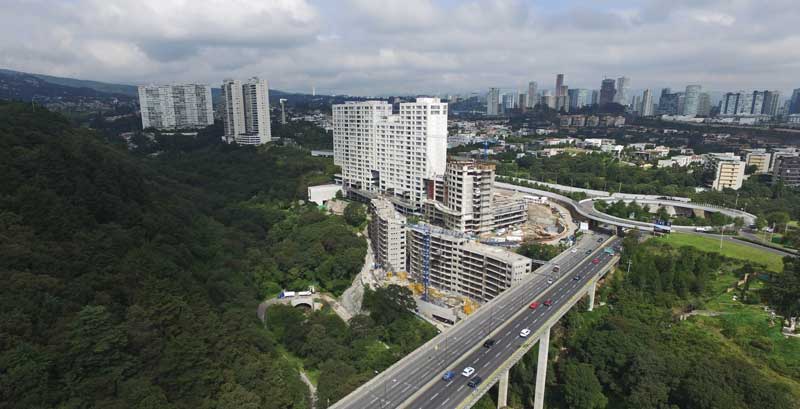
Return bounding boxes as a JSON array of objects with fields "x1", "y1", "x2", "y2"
[
  {"x1": 585, "y1": 250, "x2": 592, "y2": 255},
  {"x1": 468, "y1": 376, "x2": 483, "y2": 389},
  {"x1": 483, "y1": 339, "x2": 496, "y2": 348},
  {"x1": 573, "y1": 275, "x2": 581, "y2": 281},
  {"x1": 597, "y1": 238, "x2": 604, "y2": 243}
]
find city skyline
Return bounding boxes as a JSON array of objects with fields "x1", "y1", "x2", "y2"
[{"x1": 0, "y1": 0, "x2": 798, "y2": 96}]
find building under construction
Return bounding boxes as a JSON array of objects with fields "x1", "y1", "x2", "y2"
[
  {"x1": 369, "y1": 198, "x2": 407, "y2": 272},
  {"x1": 407, "y1": 223, "x2": 533, "y2": 302},
  {"x1": 423, "y1": 159, "x2": 527, "y2": 234}
]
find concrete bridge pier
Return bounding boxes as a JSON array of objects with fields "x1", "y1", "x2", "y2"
[
  {"x1": 497, "y1": 369, "x2": 509, "y2": 408},
  {"x1": 587, "y1": 279, "x2": 597, "y2": 311},
  {"x1": 533, "y1": 326, "x2": 551, "y2": 409}
]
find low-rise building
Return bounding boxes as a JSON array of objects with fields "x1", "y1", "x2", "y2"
[
  {"x1": 742, "y1": 149, "x2": 772, "y2": 174},
  {"x1": 407, "y1": 224, "x2": 533, "y2": 302},
  {"x1": 707, "y1": 153, "x2": 746, "y2": 190}
]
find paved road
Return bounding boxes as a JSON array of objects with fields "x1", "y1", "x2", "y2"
[
  {"x1": 407, "y1": 238, "x2": 621, "y2": 409},
  {"x1": 330, "y1": 231, "x2": 614, "y2": 409}
]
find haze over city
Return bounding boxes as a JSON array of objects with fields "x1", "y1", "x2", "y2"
[{"x1": 2, "y1": 0, "x2": 800, "y2": 95}]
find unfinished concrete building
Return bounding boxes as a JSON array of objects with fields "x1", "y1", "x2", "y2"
[
  {"x1": 369, "y1": 198, "x2": 407, "y2": 272},
  {"x1": 423, "y1": 159, "x2": 527, "y2": 234},
  {"x1": 408, "y1": 223, "x2": 533, "y2": 302}
]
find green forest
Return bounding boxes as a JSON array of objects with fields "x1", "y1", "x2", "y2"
[
  {"x1": 0, "y1": 101, "x2": 373, "y2": 408},
  {"x1": 489, "y1": 235, "x2": 800, "y2": 409}
]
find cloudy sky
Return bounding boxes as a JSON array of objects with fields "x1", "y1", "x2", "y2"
[{"x1": 1, "y1": 0, "x2": 799, "y2": 96}]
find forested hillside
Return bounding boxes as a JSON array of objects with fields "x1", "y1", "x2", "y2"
[{"x1": 0, "y1": 101, "x2": 365, "y2": 408}]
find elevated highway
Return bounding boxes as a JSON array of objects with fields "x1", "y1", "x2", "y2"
[{"x1": 330, "y1": 231, "x2": 620, "y2": 409}]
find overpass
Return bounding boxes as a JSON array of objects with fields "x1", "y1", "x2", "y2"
[
  {"x1": 494, "y1": 180, "x2": 757, "y2": 232},
  {"x1": 330, "y1": 231, "x2": 620, "y2": 409}
]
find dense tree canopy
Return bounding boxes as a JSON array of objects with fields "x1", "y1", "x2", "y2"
[{"x1": 0, "y1": 102, "x2": 360, "y2": 409}]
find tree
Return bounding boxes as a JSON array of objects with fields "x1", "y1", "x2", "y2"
[
  {"x1": 561, "y1": 362, "x2": 607, "y2": 409},
  {"x1": 343, "y1": 202, "x2": 366, "y2": 226},
  {"x1": 764, "y1": 258, "x2": 800, "y2": 318},
  {"x1": 363, "y1": 285, "x2": 416, "y2": 326},
  {"x1": 766, "y1": 211, "x2": 790, "y2": 233}
]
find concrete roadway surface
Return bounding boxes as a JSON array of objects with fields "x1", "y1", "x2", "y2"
[
  {"x1": 408, "y1": 237, "x2": 621, "y2": 409},
  {"x1": 331, "y1": 231, "x2": 614, "y2": 409}
]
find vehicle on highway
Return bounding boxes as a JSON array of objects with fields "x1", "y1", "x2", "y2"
[
  {"x1": 520, "y1": 328, "x2": 531, "y2": 338},
  {"x1": 597, "y1": 238, "x2": 604, "y2": 243},
  {"x1": 603, "y1": 247, "x2": 615, "y2": 255},
  {"x1": 483, "y1": 339, "x2": 496, "y2": 348},
  {"x1": 585, "y1": 250, "x2": 592, "y2": 255},
  {"x1": 547, "y1": 278, "x2": 554, "y2": 284},
  {"x1": 462, "y1": 367, "x2": 475, "y2": 377},
  {"x1": 442, "y1": 370, "x2": 455, "y2": 381},
  {"x1": 543, "y1": 299, "x2": 553, "y2": 307},
  {"x1": 571, "y1": 248, "x2": 577, "y2": 253},
  {"x1": 552, "y1": 264, "x2": 560, "y2": 273},
  {"x1": 573, "y1": 275, "x2": 581, "y2": 281},
  {"x1": 529, "y1": 301, "x2": 540, "y2": 309},
  {"x1": 468, "y1": 376, "x2": 483, "y2": 389},
  {"x1": 592, "y1": 258, "x2": 600, "y2": 264}
]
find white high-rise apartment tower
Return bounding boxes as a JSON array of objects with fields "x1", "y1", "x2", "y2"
[
  {"x1": 333, "y1": 98, "x2": 448, "y2": 206},
  {"x1": 487, "y1": 88, "x2": 501, "y2": 115},
  {"x1": 614, "y1": 76, "x2": 631, "y2": 105},
  {"x1": 221, "y1": 77, "x2": 272, "y2": 145},
  {"x1": 138, "y1": 84, "x2": 213, "y2": 130}
]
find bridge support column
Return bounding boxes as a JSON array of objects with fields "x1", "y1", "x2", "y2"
[
  {"x1": 588, "y1": 279, "x2": 597, "y2": 311},
  {"x1": 534, "y1": 326, "x2": 550, "y2": 409},
  {"x1": 497, "y1": 369, "x2": 509, "y2": 408}
]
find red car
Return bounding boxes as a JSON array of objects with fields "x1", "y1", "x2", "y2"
[
  {"x1": 529, "y1": 301, "x2": 540, "y2": 309},
  {"x1": 543, "y1": 299, "x2": 553, "y2": 307},
  {"x1": 592, "y1": 258, "x2": 600, "y2": 264}
]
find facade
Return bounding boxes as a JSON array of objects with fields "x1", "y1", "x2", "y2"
[
  {"x1": 332, "y1": 98, "x2": 448, "y2": 207},
  {"x1": 555, "y1": 74, "x2": 565, "y2": 96},
  {"x1": 683, "y1": 85, "x2": 702, "y2": 116},
  {"x1": 527, "y1": 82, "x2": 538, "y2": 108},
  {"x1": 599, "y1": 79, "x2": 616, "y2": 105},
  {"x1": 137, "y1": 84, "x2": 213, "y2": 130},
  {"x1": 707, "y1": 153, "x2": 746, "y2": 190},
  {"x1": 790, "y1": 89, "x2": 800, "y2": 114},
  {"x1": 407, "y1": 224, "x2": 533, "y2": 302},
  {"x1": 697, "y1": 93, "x2": 712, "y2": 116},
  {"x1": 773, "y1": 156, "x2": 800, "y2": 187},
  {"x1": 221, "y1": 77, "x2": 272, "y2": 145},
  {"x1": 568, "y1": 89, "x2": 591, "y2": 110},
  {"x1": 487, "y1": 88, "x2": 500, "y2": 115},
  {"x1": 369, "y1": 198, "x2": 407, "y2": 272},
  {"x1": 659, "y1": 89, "x2": 683, "y2": 115},
  {"x1": 736, "y1": 91, "x2": 754, "y2": 115},
  {"x1": 614, "y1": 76, "x2": 631, "y2": 105},
  {"x1": 640, "y1": 89, "x2": 654, "y2": 116},
  {"x1": 744, "y1": 150, "x2": 772, "y2": 174},
  {"x1": 762, "y1": 91, "x2": 781, "y2": 116}
]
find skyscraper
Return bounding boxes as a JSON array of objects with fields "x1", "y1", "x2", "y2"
[
  {"x1": 641, "y1": 89, "x2": 654, "y2": 116},
  {"x1": 599, "y1": 79, "x2": 616, "y2": 105},
  {"x1": 697, "y1": 93, "x2": 712, "y2": 116},
  {"x1": 221, "y1": 77, "x2": 272, "y2": 145},
  {"x1": 763, "y1": 91, "x2": 781, "y2": 116},
  {"x1": 722, "y1": 92, "x2": 740, "y2": 115},
  {"x1": 137, "y1": 84, "x2": 214, "y2": 130},
  {"x1": 332, "y1": 98, "x2": 447, "y2": 206},
  {"x1": 518, "y1": 93, "x2": 527, "y2": 112},
  {"x1": 789, "y1": 88, "x2": 800, "y2": 114},
  {"x1": 591, "y1": 90, "x2": 599, "y2": 106},
  {"x1": 614, "y1": 76, "x2": 631, "y2": 105},
  {"x1": 751, "y1": 91, "x2": 765, "y2": 115},
  {"x1": 527, "y1": 81, "x2": 538, "y2": 108},
  {"x1": 683, "y1": 85, "x2": 702, "y2": 116},
  {"x1": 568, "y1": 89, "x2": 591, "y2": 110},
  {"x1": 736, "y1": 91, "x2": 753, "y2": 115},
  {"x1": 487, "y1": 88, "x2": 500, "y2": 115},
  {"x1": 555, "y1": 74, "x2": 565, "y2": 97}
]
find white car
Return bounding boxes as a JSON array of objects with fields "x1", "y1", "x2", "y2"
[
  {"x1": 520, "y1": 328, "x2": 531, "y2": 338},
  {"x1": 462, "y1": 367, "x2": 475, "y2": 377},
  {"x1": 571, "y1": 248, "x2": 577, "y2": 253},
  {"x1": 547, "y1": 278, "x2": 554, "y2": 284}
]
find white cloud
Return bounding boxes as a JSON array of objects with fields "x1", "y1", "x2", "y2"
[{"x1": 0, "y1": 0, "x2": 798, "y2": 95}]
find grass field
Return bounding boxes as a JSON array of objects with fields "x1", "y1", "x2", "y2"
[{"x1": 654, "y1": 232, "x2": 784, "y2": 272}]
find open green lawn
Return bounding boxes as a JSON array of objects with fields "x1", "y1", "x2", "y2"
[
  {"x1": 689, "y1": 271, "x2": 800, "y2": 388},
  {"x1": 655, "y1": 232, "x2": 784, "y2": 272}
]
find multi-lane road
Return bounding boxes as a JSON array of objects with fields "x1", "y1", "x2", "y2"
[{"x1": 331, "y1": 231, "x2": 620, "y2": 409}]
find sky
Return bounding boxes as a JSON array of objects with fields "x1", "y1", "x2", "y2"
[{"x1": 1, "y1": 0, "x2": 799, "y2": 96}]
